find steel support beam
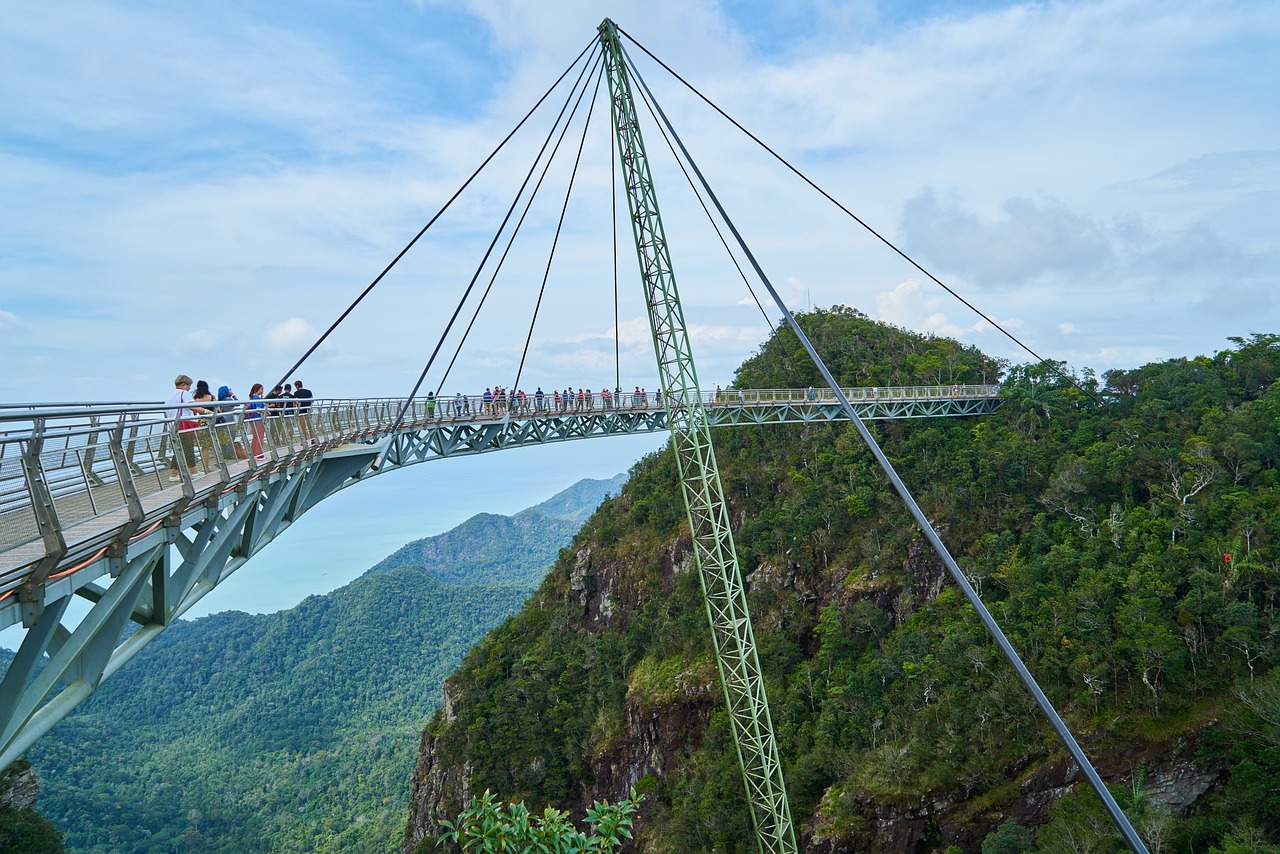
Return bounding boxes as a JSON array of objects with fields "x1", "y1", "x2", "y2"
[{"x1": 600, "y1": 20, "x2": 796, "y2": 853}]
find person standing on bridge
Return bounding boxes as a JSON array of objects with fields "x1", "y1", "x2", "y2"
[
  {"x1": 265, "y1": 385, "x2": 285, "y2": 448},
  {"x1": 535, "y1": 387, "x2": 544, "y2": 413},
  {"x1": 166, "y1": 374, "x2": 206, "y2": 481},
  {"x1": 280, "y1": 383, "x2": 297, "y2": 444},
  {"x1": 189, "y1": 380, "x2": 218, "y2": 472},
  {"x1": 292, "y1": 379, "x2": 315, "y2": 443},
  {"x1": 247, "y1": 383, "x2": 266, "y2": 458}
]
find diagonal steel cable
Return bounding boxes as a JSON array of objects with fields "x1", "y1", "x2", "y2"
[
  {"x1": 269, "y1": 36, "x2": 597, "y2": 396},
  {"x1": 434, "y1": 53, "x2": 605, "y2": 397},
  {"x1": 507, "y1": 63, "x2": 606, "y2": 408},
  {"x1": 378, "y1": 48, "x2": 603, "y2": 449},
  {"x1": 622, "y1": 42, "x2": 1149, "y2": 854},
  {"x1": 616, "y1": 26, "x2": 1097, "y2": 402}
]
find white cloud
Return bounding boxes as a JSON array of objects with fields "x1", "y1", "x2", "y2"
[
  {"x1": 178, "y1": 329, "x2": 223, "y2": 352},
  {"x1": 0, "y1": 310, "x2": 26, "y2": 335},
  {"x1": 898, "y1": 190, "x2": 1115, "y2": 286},
  {"x1": 266, "y1": 317, "x2": 320, "y2": 353},
  {"x1": 876, "y1": 278, "x2": 1022, "y2": 345}
]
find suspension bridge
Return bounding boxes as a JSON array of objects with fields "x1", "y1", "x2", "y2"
[
  {"x1": 0, "y1": 384, "x2": 997, "y2": 771},
  {"x1": 1, "y1": 17, "x2": 1149, "y2": 854}
]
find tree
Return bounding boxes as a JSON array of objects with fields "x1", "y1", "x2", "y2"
[{"x1": 981, "y1": 820, "x2": 1035, "y2": 854}]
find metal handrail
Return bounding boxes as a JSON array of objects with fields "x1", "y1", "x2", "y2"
[
  {"x1": 0, "y1": 385, "x2": 1000, "y2": 424},
  {"x1": 0, "y1": 386, "x2": 1001, "y2": 564}
]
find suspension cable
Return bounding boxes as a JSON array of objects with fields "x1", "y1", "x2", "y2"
[
  {"x1": 621, "y1": 43, "x2": 1149, "y2": 854},
  {"x1": 377, "y1": 48, "x2": 602, "y2": 448},
  {"x1": 434, "y1": 52, "x2": 605, "y2": 395},
  {"x1": 627, "y1": 64, "x2": 778, "y2": 339},
  {"x1": 617, "y1": 27, "x2": 1095, "y2": 400},
  {"x1": 269, "y1": 36, "x2": 597, "y2": 396},
  {"x1": 509, "y1": 63, "x2": 606, "y2": 407}
]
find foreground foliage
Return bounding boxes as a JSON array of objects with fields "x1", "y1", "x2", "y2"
[{"x1": 437, "y1": 790, "x2": 640, "y2": 853}]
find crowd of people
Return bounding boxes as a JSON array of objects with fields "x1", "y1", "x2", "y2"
[
  {"x1": 413, "y1": 386, "x2": 669, "y2": 419},
  {"x1": 164, "y1": 374, "x2": 315, "y2": 480},
  {"x1": 162, "y1": 373, "x2": 735, "y2": 481},
  {"x1": 473, "y1": 386, "x2": 659, "y2": 416}
]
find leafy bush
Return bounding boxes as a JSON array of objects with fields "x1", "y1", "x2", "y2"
[{"x1": 438, "y1": 789, "x2": 640, "y2": 852}]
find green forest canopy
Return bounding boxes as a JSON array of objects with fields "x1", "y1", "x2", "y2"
[{"x1": 424, "y1": 309, "x2": 1280, "y2": 853}]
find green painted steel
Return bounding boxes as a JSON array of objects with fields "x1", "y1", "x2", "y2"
[{"x1": 598, "y1": 19, "x2": 797, "y2": 854}]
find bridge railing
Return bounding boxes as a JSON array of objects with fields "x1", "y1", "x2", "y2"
[{"x1": 0, "y1": 385, "x2": 1000, "y2": 564}]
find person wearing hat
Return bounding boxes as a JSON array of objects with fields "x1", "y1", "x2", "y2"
[{"x1": 165, "y1": 374, "x2": 207, "y2": 481}]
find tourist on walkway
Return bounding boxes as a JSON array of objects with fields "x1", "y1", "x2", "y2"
[
  {"x1": 247, "y1": 383, "x2": 266, "y2": 458},
  {"x1": 191, "y1": 380, "x2": 217, "y2": 471},
  {"x1": 166, "y1": 374, "x2": 204, "y2": 481},
  {"x1": 216, "y1": 385, "x2": 245, "y2": 459},
  {"x1": 292, "y1": 379, "x2": 315, "y2": 443}
]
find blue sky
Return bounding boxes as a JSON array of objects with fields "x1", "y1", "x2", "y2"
[
  {"x1": 1, "y1": 1, "x2": 1278, "y2": 620},
  {"x1": 3, "y1": 0, "x2": 1278, "y2": 404}
]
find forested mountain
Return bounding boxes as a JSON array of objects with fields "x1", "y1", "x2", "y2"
[
  {"x1": 363, "y1": 474, "x2": 626, "y2": 586},
  {"x1": 404, "y1": 308, "x2": 1280, "y2": 854},
  {"x1": 18, "y1": 475, "x2": 623, "y2": 854}
]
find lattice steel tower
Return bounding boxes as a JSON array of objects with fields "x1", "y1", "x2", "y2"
[{"x1": 599, "y1": 19, "x2": 797, "y2": 854}]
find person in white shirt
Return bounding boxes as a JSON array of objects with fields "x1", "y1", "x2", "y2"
[{"x1": 166, "y1": 374, "x2": 207, "y2": 481}]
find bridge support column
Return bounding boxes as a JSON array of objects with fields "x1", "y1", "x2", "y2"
[{"x1": 600, "y1": 20, "x2": 796, "y2": 853}]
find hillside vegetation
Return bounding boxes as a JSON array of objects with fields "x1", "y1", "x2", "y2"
[
  {"x1": 23, "y1": 476, "x2": 623, "y2": 853},
  {"x1": 409, "y1": 308, "x2": 1280, "y2": 853}
]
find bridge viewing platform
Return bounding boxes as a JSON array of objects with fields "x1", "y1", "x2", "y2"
[{"x1": 0, "y1": 384, "x2": 997, "y2": 769}]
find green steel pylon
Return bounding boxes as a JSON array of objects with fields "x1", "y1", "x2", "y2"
[{"x1": 598, "y1": 19, "x2": 797, "y2": 854}]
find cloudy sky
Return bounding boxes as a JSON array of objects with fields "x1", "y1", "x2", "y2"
[
  {"x1": 2, "y1": 1, "x2": 1278, "y2": 630},
  {"x1": 4, "y1": 0, "x2": 1277, "y2": 406}
]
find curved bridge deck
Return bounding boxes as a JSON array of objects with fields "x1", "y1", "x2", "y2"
[
  {"x1": 0, "y1": 385, "x2": 997, "y2": 768},
  {"x1": 0, "y1": 386, "x2": 996, "y2": 595}
]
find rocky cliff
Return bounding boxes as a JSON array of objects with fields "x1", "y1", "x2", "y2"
[
  {"x1": 0, "y1": 759, "x2": 64, "y2": 852},
  {"x1": 400, "y1": 313, "x2": 1280, "y2": 852},
  {"x1": 402, "y1": 522, "x2": 1229, "y2": 853}
]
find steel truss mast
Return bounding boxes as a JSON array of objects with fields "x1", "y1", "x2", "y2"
[{"x1": 599, "y1": 19, "x2": 797, "y2": 854}]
